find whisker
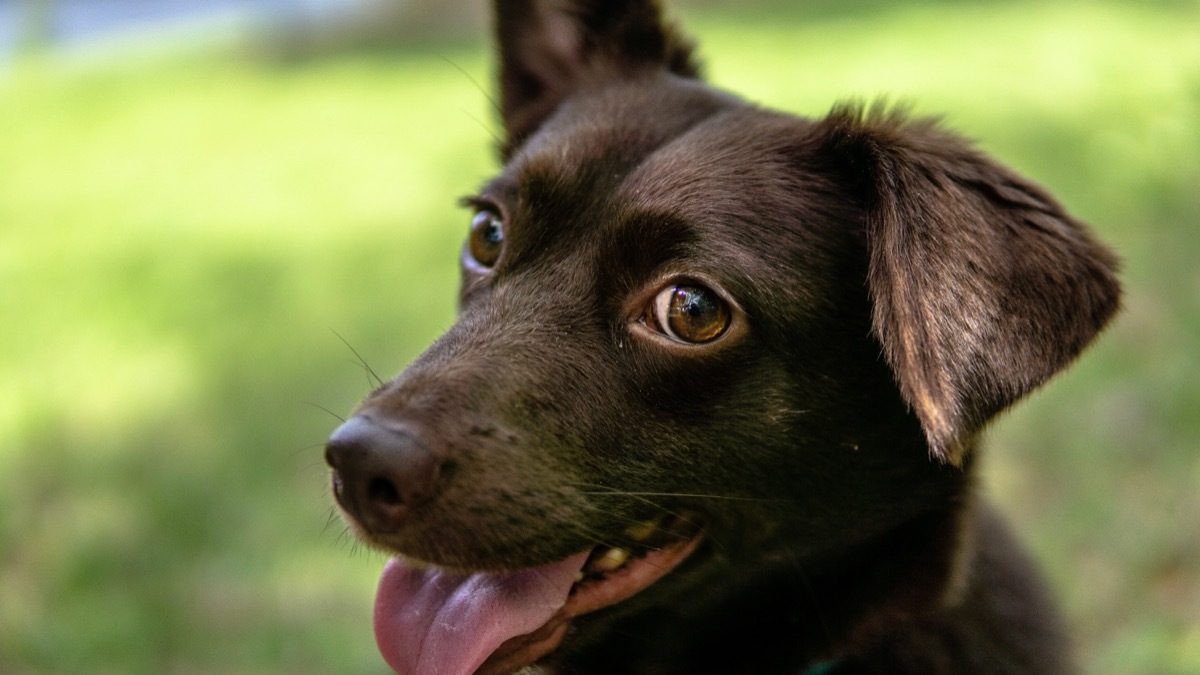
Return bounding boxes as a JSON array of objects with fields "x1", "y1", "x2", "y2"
[
  {"x1": 459, "y1": 106, "x2": 504, "y2": 148},
  {"x1": 323, "y1": 507, "x2": 343, "y2": 535},
  {"x1": 572, "y1": 482, "x2": 778, "y2": 503},
  {"x1": 569, "y1": 483, "x2": 696, "y2": 537},
  {"x1": 561, "y1": 520, "x2": 627, "y2": 553},
  {"x1": 291, "y1": 439, "x2": 331, "y2": 464},
  {"x1": 438, "y1": 54, "x2": 500, "y2": 115},
  {"x1": 304, "y1": 401, "x2": 346, "y2": 424},
  {"x1": 434, "y1": 52, "x2": 506, "y2": 151},
  {"x1": 331, "y1": 328, "x2": 384, "y2": 388},
  {"x1": 577, "y1": 490, "x2": 772, "y2": 503}
]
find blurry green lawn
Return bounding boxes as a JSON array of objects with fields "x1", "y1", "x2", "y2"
[{"x1": 2, "y1": 1, "x2": 1197, "y2": 672}]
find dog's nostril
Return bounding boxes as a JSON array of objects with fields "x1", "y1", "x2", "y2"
[
  {"x1": 368, "y1": 475, "x2": 401, "y2": 506},
  {"x1": 325, "y1": 414, "x2": 443, "y2": 532}
]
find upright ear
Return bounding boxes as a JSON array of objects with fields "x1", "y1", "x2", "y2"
[
  {"x1": 819, "y1": 105, "x2": 1121, "y2": 464},
  {"x1": 493, "y1": 0, "x2": 701, "y2": 157}
]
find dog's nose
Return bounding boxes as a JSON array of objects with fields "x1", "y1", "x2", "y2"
[{"x1": 324, "y1": 415, "x2": 443, "y2": 533}]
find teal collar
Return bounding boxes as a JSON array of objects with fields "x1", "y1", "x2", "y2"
[{"x1": 803, "y1": 659, "x2": 838, "y2": 675}]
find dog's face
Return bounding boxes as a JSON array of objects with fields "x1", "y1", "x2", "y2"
[{"x1": 325, "y1": 2, "x2": 1120, "y2": 673}]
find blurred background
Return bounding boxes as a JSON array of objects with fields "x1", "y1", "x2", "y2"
[{"x1": 1, "y1": 0, "x2": 1197, "y2": 672}]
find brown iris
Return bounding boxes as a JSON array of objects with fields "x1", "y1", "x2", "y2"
[
  {"x1": 468, "y1": 210, "x2": 504, "y2": 268},
  {"x1": 647, "y1": 284, "x2": 731, "y2": 344}
]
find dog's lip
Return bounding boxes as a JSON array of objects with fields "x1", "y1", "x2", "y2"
[{"x1": 476, "y1": 521, "x2": 707, "y2": 674}]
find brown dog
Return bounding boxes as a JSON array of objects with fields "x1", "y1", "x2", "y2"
[{"x1": 324, "y1": 2, "x2": 1121, "y2": 673}]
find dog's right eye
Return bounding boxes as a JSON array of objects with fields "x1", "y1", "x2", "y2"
[
  {"x1": 644, "y1": 284, "x2": 731, "y2": 345},
  {"x1": 468, "y1": 210, "x2": 505, "y2": 268}
]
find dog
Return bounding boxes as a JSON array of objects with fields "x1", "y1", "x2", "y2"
[{"x1": 324, "y1": 1, "x2": 1121, "y2": 673}]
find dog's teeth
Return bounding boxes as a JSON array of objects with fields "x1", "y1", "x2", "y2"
[
  {"x1": 574, "y1": 570, "x2": 585, "y2": 583},
  {"x1": 592, "y1": 547, "x2": 631, "y2": 573},
  {"x1": 624, "y1": 520, "x2": 659, "y2": 543}
]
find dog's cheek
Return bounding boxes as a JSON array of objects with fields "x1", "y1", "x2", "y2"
[
  {"x1": 609, "y1": 336, "x2": 951, "y2": 556},
  {"x1": 589, "y1": 347, "x2": 795, "y2": 491}
]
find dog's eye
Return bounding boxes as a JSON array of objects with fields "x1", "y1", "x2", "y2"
[
  {"x1": 646, "y1": 285, "x2": 731, "y2": 344},
  {"x1": 468, "y1": 210, "x2": 504, "y2": 268}
]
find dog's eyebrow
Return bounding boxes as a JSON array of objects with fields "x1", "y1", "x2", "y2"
[
  {"x1": 458, "y1": 195, "x2": 491, "y2": 211},
  {"x1": 592, "y1": 209, "x2": 707, "y2": 300},
  {"x1": 461, "y1": 177, "x2": 521, "y2": 211}
]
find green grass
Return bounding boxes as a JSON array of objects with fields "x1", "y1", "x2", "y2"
[{"x1": 2, "y1": 1, "x2": 1197, "y2": 672}]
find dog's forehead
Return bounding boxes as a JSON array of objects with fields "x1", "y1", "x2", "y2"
[
  {"x1": 615, "y1": 107, "x2": 808, "y2": 222},
  {"x1": 502, "y1": 77, "x2": 812, "y2": 226},
  {"x1": 504, "y1": 76, "x2": 741, "y2": 187}
]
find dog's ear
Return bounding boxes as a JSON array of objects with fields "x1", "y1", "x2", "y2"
[
  {"x1": 818, "y1": 104, "x2": 1121, "y2": 465},
  {"x1": 493, "y1": 0, "x2": 700, "y2": 157}
]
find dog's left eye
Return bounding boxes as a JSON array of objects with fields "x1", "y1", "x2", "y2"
[
  {"x1": 468, "y1": 210, "x2": 505, "y2": 268},
  {"x1": 645, "y1": 284, "x2": 731, "y2": 344}
]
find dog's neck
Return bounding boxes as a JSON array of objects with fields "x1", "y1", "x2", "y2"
[{"x1": 551, "y1": 498, "x2": 975, "y2": 674}]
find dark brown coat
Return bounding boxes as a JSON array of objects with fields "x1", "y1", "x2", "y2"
[{"x1": 326, "y1": 2, "x2": 1120, "y2": 673}]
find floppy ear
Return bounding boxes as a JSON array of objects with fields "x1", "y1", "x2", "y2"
[
  {"x1": 493, "y1": 0, "x2": 700, "y2": 157},
  {"x1": 819, "y1": 104, "x2": 1121, "y2": 464}
]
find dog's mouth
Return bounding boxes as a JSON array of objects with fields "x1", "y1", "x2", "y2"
[{"x1": 372, "y1": 514, "x2": 705, "y2": 675}]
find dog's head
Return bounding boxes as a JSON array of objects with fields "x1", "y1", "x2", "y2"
[{"x1": 325, "y1": 2, "x2": 1120, "y2": 673}]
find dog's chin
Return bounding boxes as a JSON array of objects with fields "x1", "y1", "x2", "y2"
[{"x1": 370, "y1": 515, "x2": 706, "y2": 675}]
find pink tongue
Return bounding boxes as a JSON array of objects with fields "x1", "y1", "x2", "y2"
[{"x1": 373, "y1": 552, "x2": 589, "y2": 675}]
